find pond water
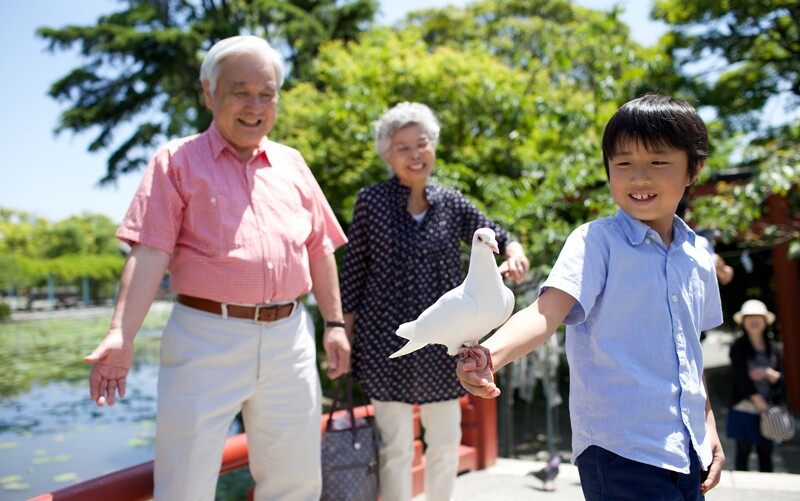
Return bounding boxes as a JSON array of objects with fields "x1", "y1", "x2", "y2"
[{"x1": 0, "y1": 360, "x2": 160, "y2": 500}]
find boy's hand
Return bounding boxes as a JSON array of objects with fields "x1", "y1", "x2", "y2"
[
  {"x1": 701, "y1": 432, "x2": 726, "y2": 494},
  {"x1": 456, "y1": 345, "x2": 501, "y2": 398}
]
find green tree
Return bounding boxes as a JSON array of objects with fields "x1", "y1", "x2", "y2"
[
  {"x1": 38, "y1": 0, "x2": 379, "y2": 185},
  {"x1": 653, "y1": 0, "x2": 799, "y2": 131},
  {"x1": 273, "y1": 6, "x2": 670, "y2": 273},
  {"x1": 653, "y1": 0, "x2": 799, "y2": 254},
  {"x1": 0, "y1": 210, "x2": 125, "y2": 299}
]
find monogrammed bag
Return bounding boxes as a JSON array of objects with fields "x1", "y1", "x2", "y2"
[{"x1": 320, "y1": 376, "x2": 379, "y2": 501}]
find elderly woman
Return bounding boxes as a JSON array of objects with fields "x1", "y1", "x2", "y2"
[
  {"x1": 340, "y1": 102, "x2": 529, "y2": 501},
  {"x1": 727, "y1": 299, "x2": 784, "y2": 472}
]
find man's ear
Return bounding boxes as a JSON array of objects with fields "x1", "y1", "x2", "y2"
[{"x1": 201, "y1": 80, "x2": 212, "y2": 109}]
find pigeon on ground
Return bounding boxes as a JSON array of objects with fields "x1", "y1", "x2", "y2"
[
  {"x1": 529, "y1": 454, "x2": 561, "y2": 491},
  {"x1": 389, "y1": 227, "x2": 515, "y2": 358}
]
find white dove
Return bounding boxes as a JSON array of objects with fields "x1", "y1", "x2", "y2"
[{"x1": 389, "y1": 227, "x2": 515, "y2": 358}]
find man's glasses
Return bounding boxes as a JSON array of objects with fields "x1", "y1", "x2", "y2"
[{"x1": 389, "y1": 137, "x2": 433, "y2": 156}]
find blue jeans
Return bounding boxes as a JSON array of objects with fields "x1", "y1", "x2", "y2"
[{"x1": 576, "y1": 445, "x2": 704, "y2": 501}]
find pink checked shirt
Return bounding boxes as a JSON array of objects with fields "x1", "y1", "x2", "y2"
[{"x1": 117, "y1": 122, "x2": 347, "y2": 304}]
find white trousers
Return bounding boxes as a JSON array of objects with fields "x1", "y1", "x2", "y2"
[
  {"x1": 371, "y1": 398, "x2": 462, "y2": 501},
  {"x1": 154, "y1": 302, "x2": 321, "y2": 501}
]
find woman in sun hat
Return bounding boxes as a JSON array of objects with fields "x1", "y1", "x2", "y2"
[{"x1": 727, "y1": 299, "x2": 784, "y2": 472}]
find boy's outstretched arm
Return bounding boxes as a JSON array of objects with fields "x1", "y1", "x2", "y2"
[
  {"x1": 457, "y1": 287, "x2": 575, "y2": 398},
  {"x1": 701, "y1": 373, "x2": 725, "y2": 494}
]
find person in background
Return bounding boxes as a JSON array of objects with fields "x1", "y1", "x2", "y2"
[
  {"x1": 458, "y1": 94, "x2": 726, "y2": 499},
  {"x1": 84, "y1": 35, "x2": 349, "y2": 500},
  {"x1": 727, "y1": 299, "x2": 784, "y2": 472},
  {"x1": 340, "y1": 102, "x2": 529, "y2": 501}
]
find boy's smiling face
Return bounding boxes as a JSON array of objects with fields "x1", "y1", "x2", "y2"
[{"x1": 608, "y1": 139, "x2": 702, "y2": 247}]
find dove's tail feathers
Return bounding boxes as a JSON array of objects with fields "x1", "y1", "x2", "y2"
[
  {"x1": 395, "y1": 321, "x2": 414, "y2": 340},
  {"x1": 389, "y1": 340, "x2": 427, "y2": 359}
]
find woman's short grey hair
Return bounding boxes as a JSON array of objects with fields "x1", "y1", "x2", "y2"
[
  {"x1": 373, "y1": 102, "x2": 441, "y2": 161},
  {"x1": 200, "y1": 35, "x2": 285, "y2": 93}
]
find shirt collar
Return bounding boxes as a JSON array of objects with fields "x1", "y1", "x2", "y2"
[
  {"x1": 388, "y1": 176, "x2": 443, "y2": 206},
  {"x1": 614, "y1": 208, "x2": 694, "y2": 247},
  {"x1": 207, "y1": 121, "x2": 270, "y2": 162}
]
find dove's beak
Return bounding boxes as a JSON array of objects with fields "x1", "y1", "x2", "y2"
[{"x1": 487, "y1": 239, "x2": 499, "y2": 254}]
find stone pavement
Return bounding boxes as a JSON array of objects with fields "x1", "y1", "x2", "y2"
[{"x1": 412, "y1": 457, "x2": 800, "y2": 500}]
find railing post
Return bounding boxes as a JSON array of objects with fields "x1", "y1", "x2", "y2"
[{"x1": 466, "y1": 394, "x2": 498, "y2": 469}]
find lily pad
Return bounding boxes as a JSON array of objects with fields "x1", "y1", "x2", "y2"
[{"x1": 53, "y1": 472, "x2": 79, "y2": 483}]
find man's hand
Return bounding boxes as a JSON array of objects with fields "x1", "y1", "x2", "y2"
[
  {"x1": 456, "y1": 345, "x2": 501, "y2": 398},
  {"x1": 323, "y1": 326, "x2": 351, "y2": 379},
  {"x1": 85, "y1": 329, "x2": 134, "y2": 406}
]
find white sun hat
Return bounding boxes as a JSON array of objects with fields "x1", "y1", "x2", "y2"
[{"x1": 733, "y1": 299, "x2": 776, "y2": 325}]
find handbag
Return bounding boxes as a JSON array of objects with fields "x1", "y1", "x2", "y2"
[
  {"x1": 760, "y1": 405, "x2": 795, "y2": 442},
  {"x1": 320, "y1": 375, "x2": 380, "y2": 501}
]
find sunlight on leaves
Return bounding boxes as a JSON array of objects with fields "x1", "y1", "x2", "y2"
[{"x1": 0, "y1": 442, "x2": 17, "y2": 450}]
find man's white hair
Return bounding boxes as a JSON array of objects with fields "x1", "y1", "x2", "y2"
[{"x1": 199, "y1": 35, "x2": 284, "y2": 93}]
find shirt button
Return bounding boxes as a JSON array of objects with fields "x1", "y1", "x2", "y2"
[
  {"x1": 645, "y1": 238, "x2": 651, "y2": 245},
  {"x1": 267, "y1": 262, "x2": 274, "y2": 269},
  {"x1": 672, "y1": 294, "x2": 678, "y2": 302},
  {"x1": 253, "y1": 194, "x2": 261, "y2": 201},
  {"x1": 261, "y1": 226, "x2": 268, "y2": 233}
]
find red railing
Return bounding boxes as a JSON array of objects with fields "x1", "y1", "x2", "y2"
[{"x1": 30, "y1": 395, "x2": 496, "y2": 500}]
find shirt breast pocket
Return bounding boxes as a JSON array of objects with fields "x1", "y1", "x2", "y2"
[
  {"x1": 284, "y1": 199, "x2": 313, "y2": 247},
  {"x1": 187, "y1": 193, "x2": 248, "y2": 255}
]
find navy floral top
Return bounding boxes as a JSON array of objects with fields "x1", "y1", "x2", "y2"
[{"x1": 341, "y1": 177, "x2": 516, "y2": 404}]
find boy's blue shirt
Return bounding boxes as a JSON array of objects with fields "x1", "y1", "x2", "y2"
[{"x1": 541, "y1": 208, "x2": 723, "y2": 474}]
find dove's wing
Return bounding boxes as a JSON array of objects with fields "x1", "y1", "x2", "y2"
[
  {"x1": 501, "y1": 286, "x2": 515, "y2": 324},
  {"x1": 415, "y1": 290, "x2": 478, "y2": 355},
  {"x1": 389, "y1": 288, "x2": 477, "y2": 358},
  {"x1": 388, "y1": 339, "x2": 428, "y2": 359}
]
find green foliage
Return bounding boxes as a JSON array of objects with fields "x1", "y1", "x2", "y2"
[
  {"x1": 653, "y1": 0, "x2": 799, "y2": 131},
  {"x1": 653, "y1": 0, "x2": 799, "y2": 256},
  {"x1": 0, "y1": 209, "x2": 125, "y2": 296},
  {"x1": 38, "y1": 0, "x2": 379, "y2": 184},
  {"x1": 274, "y1": 1, "x2": 679, "y2": 272}
]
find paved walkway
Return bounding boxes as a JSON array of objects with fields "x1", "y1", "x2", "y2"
[{"x1": 412, "y1": 457, "x2": 800, "y2": 500}]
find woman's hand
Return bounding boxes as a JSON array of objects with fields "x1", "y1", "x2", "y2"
[
  {"x1": 498, "y1": 255, "x2": 529, "y2": 285},
  {"x1": 748, "y1": 366, "x2": 778, "y2": 383}
]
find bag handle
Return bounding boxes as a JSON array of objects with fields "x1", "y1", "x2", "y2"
[{"x1": 325, "y1": 375, "x2": 371, "y2": 432}]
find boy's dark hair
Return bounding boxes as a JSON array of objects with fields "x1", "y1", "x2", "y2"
[{"x1": 602, "y1": 94, "x2": 708, "y2": 183}]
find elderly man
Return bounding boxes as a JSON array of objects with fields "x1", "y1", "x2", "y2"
[{"x1": 85, "y1": 35, "x2": 350, "y2": 500}]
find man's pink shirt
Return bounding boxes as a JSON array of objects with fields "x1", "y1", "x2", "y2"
[{"x1": 117, "y1": 122, "x2": 347, "y2": 304}]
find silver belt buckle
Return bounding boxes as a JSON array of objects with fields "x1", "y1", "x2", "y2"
[
  {"x1": 253, "y1": 304, "x2": 268, "y2": 323},
  {"x1": 253, "y1": 301, "x2": 297, "y2": 323}
]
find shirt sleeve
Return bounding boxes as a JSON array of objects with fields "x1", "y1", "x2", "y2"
[
  {"x1": 699, "y1": 248, "x2": 723, "y2": 331},
  {"x1": 540, "y1": 224, "x2": 607, "y2": 325},
  {"x1": 289, "y1": 149, "x2": 347, "y2": 262},
  {"x1": 116, "y1": 144, "x2": 185, "y2": 254},
  {"x1": 340, "y1": 190, "x2": 371, "y2": 314},
  {"x1": 455, "y1": 191, "x2": 516, "y2": 255}
]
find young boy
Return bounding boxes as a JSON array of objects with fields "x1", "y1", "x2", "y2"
[{"x1": 458, "y1": 94, "x2": 725, "y2": 499}]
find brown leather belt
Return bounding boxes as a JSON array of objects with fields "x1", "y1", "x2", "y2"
[{"x1": 176, "y1": 294, "x2": 297, "y2": 322}]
